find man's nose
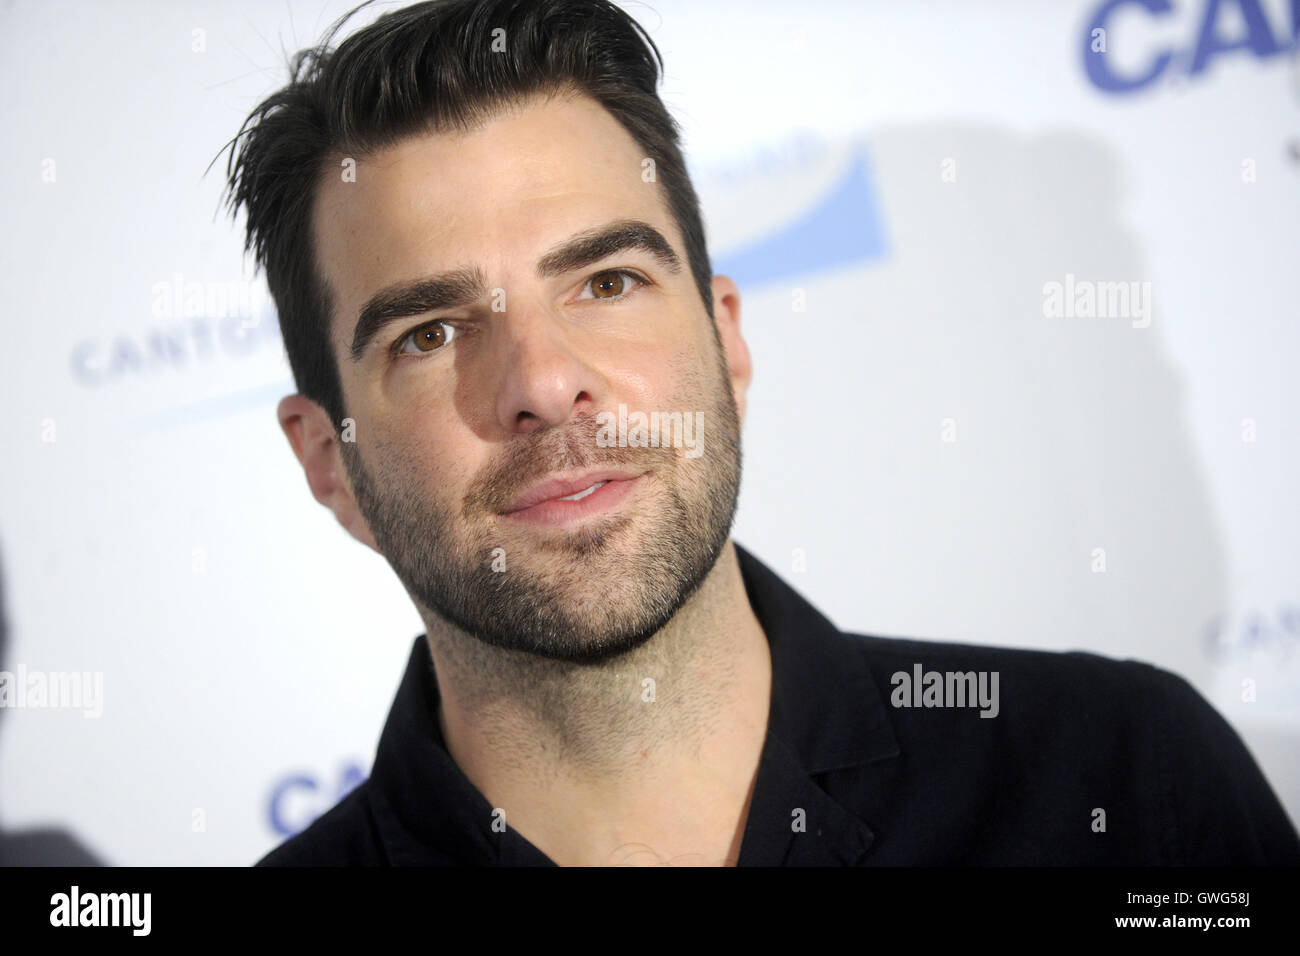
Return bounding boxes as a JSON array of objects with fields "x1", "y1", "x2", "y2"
[{"x1": 491, "y1": 303, "x2": 603, "y2": 436}]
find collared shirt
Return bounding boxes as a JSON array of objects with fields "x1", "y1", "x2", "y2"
[{"x1": 258, "y1": 544, "x2": 1300, "y2": 866}]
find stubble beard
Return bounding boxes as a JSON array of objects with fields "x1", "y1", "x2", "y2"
[{"x1": 341, "y1": 341, "x2": 742, "y2": 665}]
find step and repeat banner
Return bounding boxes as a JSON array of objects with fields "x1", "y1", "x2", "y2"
[{"x1": 1, "y1": 0, "x2": 1296, "y2": 864}]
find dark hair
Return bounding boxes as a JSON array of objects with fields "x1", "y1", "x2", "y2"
[{"x1": 219, "y1": 0, "x2": 713, "y2": 428}]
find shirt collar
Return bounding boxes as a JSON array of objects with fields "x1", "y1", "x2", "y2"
[
  {"x1": 369, "y1": 541, "x2": 900, "y2": 865},
  {"x1": 731, "y1": 543, "x2": 900, "y2": 865},
  {"x1": 733, "y1": 542, "x2": 899, "y2": 772}
]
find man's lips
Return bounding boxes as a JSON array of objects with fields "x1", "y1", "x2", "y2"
[{"x1": 501, "y1": 469, "x2": 642, "y2": 514}]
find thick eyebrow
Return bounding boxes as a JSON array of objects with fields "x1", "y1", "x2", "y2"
[
  {"x1": 348, "y1": 218, "x2": 683, "y2": 361},
  {"x1": 535, "y1": 218, "x2": 682, "y2": 280},
  {"x1": 350, "y1": 267, "x2": 487, "y2": 361}
]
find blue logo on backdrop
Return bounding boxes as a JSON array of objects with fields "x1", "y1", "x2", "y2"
[
  {"x1": 268, "y1": 761, "x2": 367, "y2": 837},
  {"x1": 1083, "y1": 0, "x2": 1299, "y2": 93},
  {"x1": 1202, "y1": 603, "x2": 1300, "y2": 662},
  {"x1": 712, "y1": 147, "x2": 889, "y2": 290},
  {"x1": 69, "y1": 313, "x2": 282, "y2": 387}
]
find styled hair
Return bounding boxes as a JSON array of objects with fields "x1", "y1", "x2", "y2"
[{"x1": 219, "y1": 0, "x2": 713, "y2": 428}]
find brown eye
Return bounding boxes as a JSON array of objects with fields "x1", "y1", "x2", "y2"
[
  {"x1": 591, "y1": 270, "x2": 626, "y2": 299},
  {"x1": 397, "y1": 320, "x2": 456, "y2": 356},
  {"x1": 414, "y1": 323, "x2": 445, "y2": 351},
  {"x1": 578, "y1": 269, "x2": 647, "y2": 303}
]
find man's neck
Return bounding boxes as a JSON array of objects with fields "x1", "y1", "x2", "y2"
[{"x1": 423, "y1": 541, "x2": 772, "y2": 865}]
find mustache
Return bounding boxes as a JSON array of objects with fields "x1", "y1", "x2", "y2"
[{"x1": 464, "y1": 413, "x2": 676, "y2": 515}]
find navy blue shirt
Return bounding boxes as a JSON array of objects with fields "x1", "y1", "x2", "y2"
[{"x1": 258, "y1": 544, "x2": 1300, "y2": 866}]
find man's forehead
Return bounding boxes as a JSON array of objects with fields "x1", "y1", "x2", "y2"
[
  {"x1": 310, "y1": 91, "x2": 677, "y2": 325},
  {"x1": 313, "y1": 91, "x2": 657, "y2": 255}
]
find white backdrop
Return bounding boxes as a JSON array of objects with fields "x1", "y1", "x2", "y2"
[{"x1": 1, "y1": 0, "x2": 1296, "y2": 865}]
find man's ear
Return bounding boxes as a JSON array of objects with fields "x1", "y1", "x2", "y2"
[
  {"x1": 276, "y1": 395, "x2": 381, "y2": 554},
  {"x1": 710, "y1": 274, "x2": 752, "y2": 426}
]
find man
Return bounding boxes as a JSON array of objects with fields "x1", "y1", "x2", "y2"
[{"x1": 226, "y1": 0, "x2": 1300, "y2": 866}]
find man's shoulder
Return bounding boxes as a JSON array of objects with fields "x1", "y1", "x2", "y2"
[
  {"x1": 837, "y1": 629, "x2": 1243, "y2": 797},
  {"x1": 845, "y1": 629, "x2": 1188, "y2": 719},
  {"x1": 255, "y1": 782, "x2": 387, "y2": 867},
  {"x1": 836, "y1": 631, "x2": 1300, "y2": 864},
  {"x1": 843, "y1": 629, "x2": 1262, "y2": 750}
]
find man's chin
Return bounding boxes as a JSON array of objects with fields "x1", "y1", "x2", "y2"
[
  {"x1": 443, "y1": 606, "x2": 667, "y2": 665},
  {"x1": 526, "y1": 625, "x2": 663, "y2": 666},
  {"x1": 415, "y1": 554, "x2": 698, "y2": 665},
  {"x1": 489, "y1": 505, "x2": 639, "y2": 558},
  {"x1": 411, "y1": 476, "x2": 734, "y2": 664}
]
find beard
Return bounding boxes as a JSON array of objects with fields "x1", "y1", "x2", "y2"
[{"x1": 341, "y1": 336, "x2": 742, "y2": 665}]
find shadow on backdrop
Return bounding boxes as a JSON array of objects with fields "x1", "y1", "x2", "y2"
[{"x1": 736, "y1": 123, "x2": 1296, "y2": 825}]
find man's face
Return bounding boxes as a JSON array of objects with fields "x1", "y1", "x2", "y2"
[{"x1": 309, "y1": 90, "x2": 745, "y2": 664}]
